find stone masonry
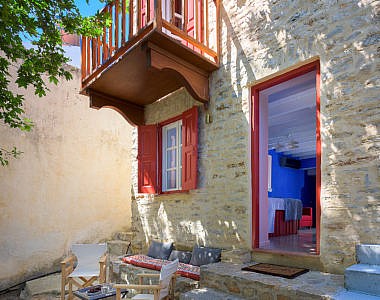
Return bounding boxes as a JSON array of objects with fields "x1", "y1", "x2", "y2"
[{"x1": 130, "y1": 0, "x2": 380, "y2": 274}]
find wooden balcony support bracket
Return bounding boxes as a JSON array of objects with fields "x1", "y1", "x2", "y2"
[
  {"x1": 89, "y1": 90, "x2": 145, "y2": 126},
  {"x1": 146, "y1": 42, "x2": 210, "y2": 103}
]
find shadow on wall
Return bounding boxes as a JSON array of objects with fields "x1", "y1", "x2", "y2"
[
  {"x1": 131, "y1": 1, "x2": 379, "y2": 272},
  {"x1": 131, "y1": 195, "x2": 247, "y2": 252}
]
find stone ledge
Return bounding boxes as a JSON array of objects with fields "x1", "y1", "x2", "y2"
[{"x1": 201, "y1": 262, "x2": 344, "y2": 299}]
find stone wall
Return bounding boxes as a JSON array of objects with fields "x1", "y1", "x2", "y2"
[
  {"x1": 131, "y1": 88, "x2": 251, "y2": 253},
  {"x1": 0, "y1": 65, "x2": 133, "y2": 290},
  {"x1": 131, "y1": 0, "x2": 379, "y2": 274}
]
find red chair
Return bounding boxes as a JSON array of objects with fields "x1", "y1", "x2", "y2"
[{"x1": 300, "y1": 207, "x2": 313, "y2": 228}]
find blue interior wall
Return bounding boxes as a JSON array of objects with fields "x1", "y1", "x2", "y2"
[
  {"x1": 268, "y1": 149, "x2": 305, "y2": 199},
  {"x1": 268, "y1": 150, "x2": 316, "y2": 205}
]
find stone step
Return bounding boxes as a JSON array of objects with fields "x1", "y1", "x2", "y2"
[
  {"x1": 180, "y1": 287, "x2": 245, "y2": 300},
  {"x1": 345, "y1": 263, "x2": 380, "y2": 296},
  {"x1": 107, "y1": 240, "x2": 132, "y2": 256},
  {"x1": 335, "y1": 290, "x2": 380, "y2": 300},
  {"x1": 112, "y1": 231, "x2": 133, "y2": 241},
  {"x1": 356, "y1": 244, "x2": 380, "y2": 265},
  {"x1": 20, "y1": 273, "x2": 61, "y2": 298},
  {"x1": 200, "y1": 262, "x2": 343, "y2": 299}
]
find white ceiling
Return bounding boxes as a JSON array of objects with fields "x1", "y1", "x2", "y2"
[{"x1": 265, "y1": 71, "x2": 316, "y2": 160}]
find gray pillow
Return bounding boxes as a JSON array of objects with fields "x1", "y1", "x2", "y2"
[
  {"x1": 189, "y1": 246, "x2": 221, "y2": 266},
  {"x1": 147, "y1": 241, "x2": 173, "y2": 260},
  {"x1": 168, "y1": 250, "x2": 192, "y2": 264}
]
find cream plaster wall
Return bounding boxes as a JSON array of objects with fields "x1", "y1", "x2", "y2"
[
  {"x1": 130, "y1": 0, "x2": 379, "y2": 274},
  {"x1": 0, "y1": 65, "x2": 133, "y2": 290}
]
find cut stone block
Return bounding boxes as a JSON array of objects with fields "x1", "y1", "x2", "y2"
[
  {"x1": 112, "y1": 231, "x2": 133, "y2": 242},
  {"x1": 180, "y1": 287, "x2": 245, "y2": 300},
  {"x1": 345, "y1": 264, "x2": 380, "y2": 296},
  {"x1": 356, "y1": 244, "x2": 380, "y2": 265},
  {"x1": 23, "y1": 273, "x2": 61, "y2": 296},
  {"x1": 107, "y1": 240, "x2": 132, "y2": 256}
]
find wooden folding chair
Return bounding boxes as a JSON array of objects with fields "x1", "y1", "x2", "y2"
[
  {"x1": 61, "y1": 243, "x2": 107, "y2": 299},
  {"x1": 114, "y1": 259, "x2": 179, "y2": 300}
]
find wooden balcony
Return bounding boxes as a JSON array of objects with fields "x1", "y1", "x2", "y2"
[{"x1": 81, "y1": 0, "x2": 220, "y2": 125}]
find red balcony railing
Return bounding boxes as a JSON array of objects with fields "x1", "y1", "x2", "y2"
[{"x1": 81, "y1": 0, "x2": 220, "y2": 87}]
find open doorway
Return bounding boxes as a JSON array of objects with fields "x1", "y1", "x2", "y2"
[{"x1": 251, "y1": 60, "x2": 320, "y2": 255}]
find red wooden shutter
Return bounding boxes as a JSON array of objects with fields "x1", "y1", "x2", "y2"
[
  {"x1": 138, "y1": 125, "x2": 158, "y2": 193},
  {"x1": 140, "y1": 0, "x2": 155, "y2": 27},
  {"x1": 182, "y1": 106, "x2": 198, "y2": 190}
]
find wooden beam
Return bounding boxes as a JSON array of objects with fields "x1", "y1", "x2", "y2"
[
  {"x1": 92, "y1": 38, "x2": 96, "y2": 70},
  {"x1": 103, "y1": 7, "x2": 108, "y2": 61},
  {"x1": 129, "y1": 0, "x2": 134, "y2": 39},
  {"x1": 147, "y1": 0, "x2": 151, "y2": 24},
  {"x1": 205, "y1": 0, "x2": 208, "y2": 47},
  {"x1": 155, "y1": 0, "x2": 163, "y2": 30},
  {"x1": 215, "y1": 0, "x2": 220, "y2": 64},
  {"x1": 89, "y1": 90, "x2": 145, "y2": 126},
  {"x1": 147, "y1": 43, "x2": 209, "y2": 102},
  {"x1": 81, "y1": 36, "x2": 86, "y2": 80},
  {"x1": 97, "y1": 36, "x2": 101, "y2": 66},
  {"x1": 122, "y1": 0, "x2": 126, "y2": 43},
  {"x1": 109, "y1": 4, "x2": 113, "y2": 55},
  {"x1": 115, "y1": 0, "x2": 120, "y2": 48},
  {"x1": 183, "y1": 0, "x2": 188, "y2": 34},
  {"x1": 138, "y1": 0, "x2": 142, "y2": 30},
  {"x1": 86, "y1": 37, "x2": 91, "y2": 75}
]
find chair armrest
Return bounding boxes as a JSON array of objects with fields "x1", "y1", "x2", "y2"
[
  {"x1": 61, "y1": 254, "x2": 75, "y2": 284},
  {"x1": 99, "y1": 253, "x2": 107, "y2": 264},
  {"x1": 99, "y1": 253, "x2": 108, "y2": 283},
  {"x1": 61, "y1": 254, "x2": 75, "y2": 266}
]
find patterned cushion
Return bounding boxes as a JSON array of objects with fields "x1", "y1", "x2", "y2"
[
  {"x1": 168, "y1": 250, "x2": 192, "y2": 264},
  {"x1": 122, "y1": 254, "x2": 164, "y2": 270},
  {"x1": 122, "y1": 255, "x2": 200, "y2": 280},
  {"x1": 178, "y1": 262, "x2": 200, "y2": 280}
]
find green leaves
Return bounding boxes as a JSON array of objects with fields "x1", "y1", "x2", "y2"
[
  {"x1": 0, "y1": 147, "x2": 23, "y2": 166},
  {"x1": 0, "y1": 0, "x2": 112, "y2": 165}
]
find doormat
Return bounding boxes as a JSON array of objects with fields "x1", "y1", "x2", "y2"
[{"x1": 241, "y1": 263, "x2": 309, "y2": 279}]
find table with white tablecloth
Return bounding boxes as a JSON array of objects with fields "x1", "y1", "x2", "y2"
[{"x1": 268, "y1": 197, "x2": 303, "y2": 234}]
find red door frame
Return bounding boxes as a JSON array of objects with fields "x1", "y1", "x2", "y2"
[{"x1": 251, "y1": 60, "x2": 321, "y2": 254}]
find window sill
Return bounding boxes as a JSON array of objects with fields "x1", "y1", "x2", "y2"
[{"x1": 157, "y1": 189, "x2": 190, "y2": 196}]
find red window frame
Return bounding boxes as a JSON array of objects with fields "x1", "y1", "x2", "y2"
[{"x1": 138, "y1": 106, "x2": 198, "y2": 194}]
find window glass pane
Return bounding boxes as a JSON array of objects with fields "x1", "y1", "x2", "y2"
[
  {"x1": 167, "y1": 170, "x2": 177, "y2": 189},
  {"x1": 167, "y1": 128, "x2": 177, "y2": 148},
  {"x1": 167, "y1": 149, "x2": 177, "y2": 169}
]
